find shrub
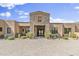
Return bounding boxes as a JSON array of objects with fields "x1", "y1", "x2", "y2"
[
  {"x1": 20, "y1": 33, "x2": 26, "y2": 36},
  {"x1": 5, "y1": 35, "x2": 14, "y2": 40},
  {"x1": 45, "y1": 31, "x2": 51, "y2": 39},
  {"x1": 7, "y1": 36, "x2": 14, "y2": 40},
  {"x1": 69, "y1": 32, "x2": 77, "y2": 40},
  {"x1": 50, "y1": 34, "x2": 60, "y2": 39},
  {"x1": 5, "y1": 35, "x2": 8, "y2": 40},
  {"x1": 63, "y1": 34, "x2": 69, "y2": 40},
  {"x1": 18, "y1": 33, "x2": 21, "y2": 38},
  {"x1": 15, "y1": 33, "x2": 21, "y2": 38},
  {"x1": 26, "y1": 32, "x2": 33, "y2": 39},
  {"x1": 69, "y1": 32, "x2": 77, "y2": 38},
  {"x1": 21, "y1": 36, "x2": 27, "y2": 39}
]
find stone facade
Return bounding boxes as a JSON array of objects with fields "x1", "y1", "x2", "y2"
[{"x1": 0, "y1": 11, "x2": 78, "y2": 38}]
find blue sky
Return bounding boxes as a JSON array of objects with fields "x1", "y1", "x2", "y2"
[{"x1": 0, "y1": 3, "x2": 79, "y2": 23}]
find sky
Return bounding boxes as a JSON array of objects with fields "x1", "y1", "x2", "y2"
[{"x1": 0, "y1": 3, "x2": 79, "y2": 23}]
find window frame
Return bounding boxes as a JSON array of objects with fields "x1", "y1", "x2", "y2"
[
  {"x1": 51, "y1": 27, "x2": 58, "y2": 34},
  {"x1": 7, "y1": 27, "x2": 11, "y2": 34},
  {"x1": 64, "y1": 28, "x2": 71, "y2": 34},
  {"x1": 38, "y1": 16, "x2": 42, "y2": 22}
]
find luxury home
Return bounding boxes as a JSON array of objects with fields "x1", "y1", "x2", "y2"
[{"x1": 0, "y1": 11, "x2": 79, "y2": 38}]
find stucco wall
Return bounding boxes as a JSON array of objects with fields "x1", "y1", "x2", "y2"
[
  {"x1": 30, "y1": 11, "x2": 50, "y2": 37},
  {"x1": 4, "y1": 20, "x2": 16, "y2": 37},
  {"x1": 0, "y1": 20, "x2": 5, "y2": 36}
]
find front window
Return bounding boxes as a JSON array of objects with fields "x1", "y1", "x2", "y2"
[
  {"x1": 7, "y1": 27, "x2": 11, "y2": 34},
  {"x1": 51, "y1": 27, "x2": 58, "y2": 34},
  {"x1": 25, "y1": 29, "x2": 30, "y2": 33},
  {"x1": 22, "y1": 29, "x2": 24, "y2": 32},
  {"x1": 38, "y1": 16, "x2": 42, "y2": 22},
  {"x1": 64, "y1": 28, "x2": 71, "y2": 34}
]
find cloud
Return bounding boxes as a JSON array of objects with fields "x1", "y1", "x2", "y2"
[
  {"x1": 0, "y1": 3, "x2": 26, "y2": 9},
  {"x1": 19, "y1": 16, "x2": 28, "y2": 18},
  {"x1": 0, "y1": 12, "x2": 11, "y2": 17},
  {"x1": 0, "y1": 3, "x2": 15, "y2": 9},
  {"x1": 16, "y1": 11, "x2": 24, "y2": 15},
  {"x1": 24, "y1": 12, "x2": 29, "y2": 15},
  {"x1": 0, "y1": 0, "x2": 28, "y2": 3},
  {"x1": 74, "y1": 6, "x2": 79, "y2": 10},
  {"x1": 16, "y1": 10, "x2": 29, "y2": 19},
  {"x1": 50, "y1": 17, "x2": 74, "y2": 23},
  {"x1": 16, "y1": 11, "x2": 29, "y2": 16}
]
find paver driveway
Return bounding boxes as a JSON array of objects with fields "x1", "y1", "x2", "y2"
[{"x1": 0, "y1": 39, "x2": 79, "y2": 56}]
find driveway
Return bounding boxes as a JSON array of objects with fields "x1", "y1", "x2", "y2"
[{"x1": 0, "y1": 39, "x2": 79, "y2": 56}]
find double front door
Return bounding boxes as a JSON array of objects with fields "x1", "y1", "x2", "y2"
[{"x1": 36, "y1": 26, "x2": 45, "y2": 37}]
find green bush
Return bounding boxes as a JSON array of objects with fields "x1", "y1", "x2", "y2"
[
  {"x1": 5, "y1": 35, "x2": 8, "y2": 40},
  {"x1": 26, "y1": 32, "x2": 33, "y2": 39},
  {"x1": 8, "y1": 36, "x2": 14, "y2": 40},
  {"x1": 15, "y1": 33, "x2": 21, "y2": 38},
  {"x1": 69, "y1": 32, "x2": 77, "y2": 38},
  {"x1": 63, "y1": 34, "x2": 69, "y2": 40},
  {"x1": 45, "y1": 31, "x2": 51, "y2": 39},
  {"x1": 50, "y1": 34, "x2": 60, "y2": 39},
  {"x1": 21, "y1": 36, "x2": 27, "y2": 39},
  {"x1": 18, "y1": 33, "x2": 21, "y2": 38},
  {"x1": 5, "y1": 35, "x2": 14, "y2": 40}
]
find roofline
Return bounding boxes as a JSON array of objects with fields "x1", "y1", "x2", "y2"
[
  {"x1": 17, "y1": 22, "x2": 30, "y2": 23},
  {"x1": 0, "y1": 19, "x2": 16, "y2": 22},
  {"x1": 30, "y1": 11, "x2": 49, "y2": 15}
]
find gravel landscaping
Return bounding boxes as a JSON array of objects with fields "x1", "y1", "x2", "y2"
[{"x1": 0, "y1": 39, "x2": 79, "y2": 56}]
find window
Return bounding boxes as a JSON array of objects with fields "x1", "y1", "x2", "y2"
[
  {"x1": 51, "y1": 27, "x2": 58, "y2": 34},
  {"x1": 38, "y1": 16, "x2": 42, "y2": 22},
  {"x1": 22, "y1": 29, "x2": 24, "y2": 32},
  {"x1": 38, "y1": 19, "x2": 42, "y2": 22},
  {"x1": 7, "y1": 27, "x2": 11, "y2": 34},
  {"x1": 0, "y1": 27, "x2": 2, "y2": 32},
  {"x1": 64, "y1": 28, "x2": 71, "y2": 34},
  {"x1": 25, "y1": 29, "x2": 30, "y2": 33}
]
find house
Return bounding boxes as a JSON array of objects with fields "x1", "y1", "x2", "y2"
[{"x1": 0, "y1": 11, "x2": 79, "y2": 38}]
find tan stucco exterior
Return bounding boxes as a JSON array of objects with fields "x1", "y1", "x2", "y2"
[
  {"x1": 0, "y1": 20, "x2": 5, "y2": 36},
  {"x1": 30, "y1": 11, "x2": 50, "y2": 37},
  {"x1": 0, "y1": 11, "x2": 79, "y2": 38}
]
